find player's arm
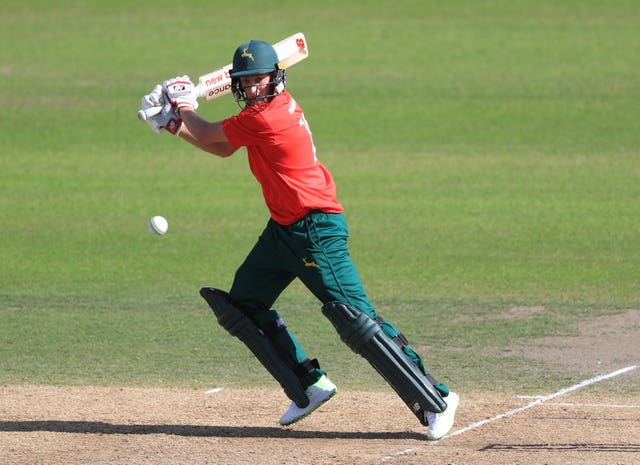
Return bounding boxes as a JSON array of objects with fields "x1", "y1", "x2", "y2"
[
  {"x1": 163, "y1": 75, "x2": 238, "y2": 158},
  {"x1": 178, "y1": 109, "x2": 237, "y2": 158}
]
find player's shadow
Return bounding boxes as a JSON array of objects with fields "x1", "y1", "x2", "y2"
[{"x1": 0, "y1": 420, "x2": 426, "y2": 440}]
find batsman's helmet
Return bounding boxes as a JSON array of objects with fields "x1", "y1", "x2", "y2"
[{"x1": 230, "y1": 40, "x2": 286, "y2": 105}]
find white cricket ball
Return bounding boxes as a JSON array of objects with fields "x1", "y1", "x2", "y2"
[{"x1": 148, "y1": 215, "x2": 169, "y2": 235}]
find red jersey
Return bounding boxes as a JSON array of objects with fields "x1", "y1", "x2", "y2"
[{"x1": 222, "y1": 91, "x2": 343, "y2": 225}]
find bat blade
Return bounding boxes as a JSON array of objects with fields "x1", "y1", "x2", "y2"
[
  {"x1": 196, "y1": 64, "x2": 233, "y2": 101},
  {"x1": 273, "y1": 31, "x2": 309, "y2": 68}
]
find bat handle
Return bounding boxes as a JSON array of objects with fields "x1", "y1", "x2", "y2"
[
  {"x1": 137, "y1": 88, "x2": 204, "y2": 120},
  {"x1": 137, "y1": 106, "x2": 163, "y2": 121}
]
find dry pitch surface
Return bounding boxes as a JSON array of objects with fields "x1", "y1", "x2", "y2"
[{"x1": 1, "y1": 310, "x2": 638, "y2": 465}]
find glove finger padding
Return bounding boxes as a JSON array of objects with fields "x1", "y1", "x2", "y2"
[
  {"x1": 142, "y1": 84, "x2": 164, "y2": 108},
  {"x1": 139, "y1": 84, "x2": 165, "y2": 121},
  {"x1": 163, "y1": 75, "x2": 199, "y2": 111}
]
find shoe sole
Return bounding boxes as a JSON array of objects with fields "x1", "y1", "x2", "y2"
[{"x1": 279, "y1": 389, "x2": 337, "y2": 426}]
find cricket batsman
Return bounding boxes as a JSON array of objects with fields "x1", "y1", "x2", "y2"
[{"x1": 140, "y1": 38, "x2": 459, "y2": 439}]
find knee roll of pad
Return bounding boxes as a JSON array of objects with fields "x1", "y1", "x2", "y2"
[
  {"x1": 200, "y1": 287, "x2": 310, "y2": 408},
  {"x1": 322, "y1": 301, "x2": 447, "y2": 425}
]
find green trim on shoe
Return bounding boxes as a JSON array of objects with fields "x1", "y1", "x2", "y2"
[{"x1": 279, "y1": 375, "x2": 337, "y2": 426}]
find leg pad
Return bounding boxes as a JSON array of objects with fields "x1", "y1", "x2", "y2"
[
  {"x1": 322, "y1": 301, "x2": 446, "y2": 425},
  {"x1": 200, "y1": 287, "x2": 309, "y2": 408}
]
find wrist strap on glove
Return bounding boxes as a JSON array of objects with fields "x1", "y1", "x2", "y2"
[{"x1": 165, "y1": 116, "x2": 183, "y2": 136}]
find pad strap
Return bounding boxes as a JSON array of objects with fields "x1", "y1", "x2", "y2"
[
  {"x1": 375, "y1": 315, "x2": 409, "y2": 348},
  {"x1": 293, "y1": 358, "x2": 320, "y2": 378},
  {"x1": 375, "y1": 315, "x2": 439, "y2": 387}
]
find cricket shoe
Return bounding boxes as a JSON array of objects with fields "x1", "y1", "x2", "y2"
[
  {"x1": 279, "y1": 375, "x2": 337, "y2": 426},
  {"x1": 426, "y1": 391, "x2": 459, "y2": 440}
]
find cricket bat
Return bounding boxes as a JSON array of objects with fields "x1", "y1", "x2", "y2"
[{"x1": 138, "y1": 32, "x2": 309, "y2": 121}]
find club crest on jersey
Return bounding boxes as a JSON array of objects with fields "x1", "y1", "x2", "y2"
[{"x1": 241, "y1": 48, "x2": 254, "y2": 61}]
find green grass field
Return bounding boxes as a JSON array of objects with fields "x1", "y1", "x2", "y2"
[{"x1": 1, "y1": 1, "x2": 638, "y2": 393}]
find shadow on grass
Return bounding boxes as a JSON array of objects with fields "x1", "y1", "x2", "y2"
[{"x1": 0, "y1": 420, "x2": 426, "y2": 440}]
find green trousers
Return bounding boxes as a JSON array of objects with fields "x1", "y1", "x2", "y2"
[{"x1": 229, "y1": 211, "x2": 442, "y2": 391}]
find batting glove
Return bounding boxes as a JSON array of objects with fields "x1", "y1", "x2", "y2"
[
  {"x1": 163, "y1": 75, "x2": 199, "y2": 112},
  {"x1": 141, "y1": 84, "x2": 164, "y2": 109},
  {"x1": 146, "y1": 103, "x2": 183, "y2": 136}
]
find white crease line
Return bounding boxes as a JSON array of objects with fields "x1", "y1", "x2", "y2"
[
  {"x1": 539, "y1": 402, "x2": 640, "y2": 409},
  {"x1": 448, "y1": 365, "x2": 638, "y2": 438},
  {"x1": 205, "y1": 387, "x2": 224, "y2": 394},
  {"x1": 516, "y1": 395, "x2": 640, "y2": 409},
  {"x1": 381, "y1": 364, "x2": 637, "y2": 462}
]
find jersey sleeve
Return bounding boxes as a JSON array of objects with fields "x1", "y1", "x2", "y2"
[{"x1": 222, "y1": 111, "x2": 275, "y2": 148}]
